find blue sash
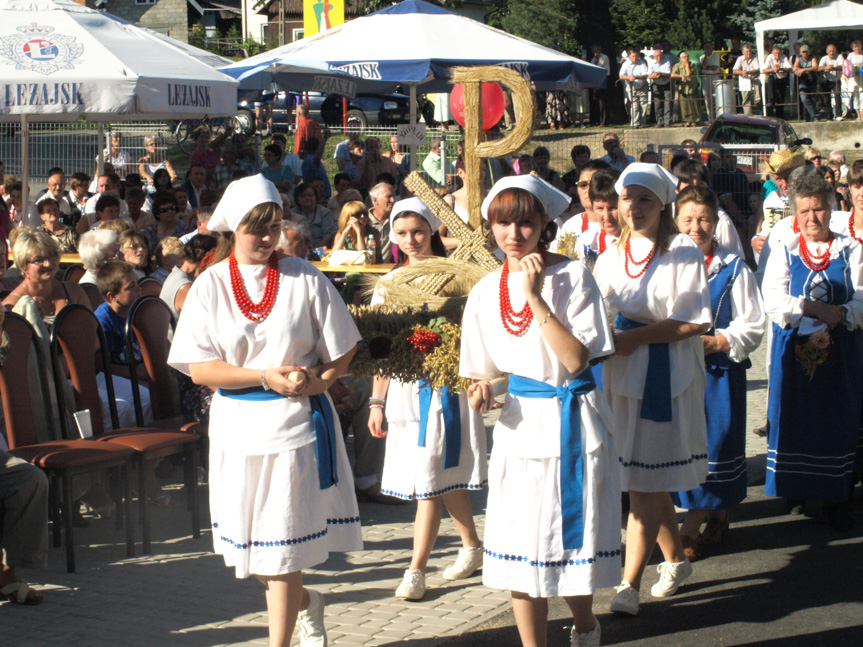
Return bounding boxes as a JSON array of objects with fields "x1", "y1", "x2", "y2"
[
  {"x1": 418, "y1": 382, "x2": 461, "y2": 469},
  {"x1": 614, "y1": 314, "x2": 672, "y2": 423},
  {"x1": 218, "y1": 387, "x2": 338, "y2": 490},
  {"x1": 508, "y1": 369, "x2": 596, "y2": 551}
]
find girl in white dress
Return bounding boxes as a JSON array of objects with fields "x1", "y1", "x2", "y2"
[
  {"x1": 167, "y1": 175, "x2": 362, "y2": 647},
  {"x1": 593, "y1": 163, "x2": 711, "y2": 616},
  {"x1": 369, "y1": 198, "x2": 487, "y2": 601},
  {"x1": 461, "y1": 176, "x2": 620, "y2": 647}
]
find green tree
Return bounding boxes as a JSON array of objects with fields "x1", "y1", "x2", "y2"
[
  {"x1": 189, "y1": 23, "x2": 206, "y2": 50},
  {"x1": 609, "y1": 0, "x2": 676, "y2": 48}
]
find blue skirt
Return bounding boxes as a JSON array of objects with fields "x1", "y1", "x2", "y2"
[
  {"x1": 766, "y1": 324, "x2": 862, "y2": 501},
  {"x1": 674, "y1": 359, "x2": 748, "y2": 510}
]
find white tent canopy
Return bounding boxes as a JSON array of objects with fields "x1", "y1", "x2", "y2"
[{"x1": 755, "y1": 0, "x2": 863, "y2": 74}]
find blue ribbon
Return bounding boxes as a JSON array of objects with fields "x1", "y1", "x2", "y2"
[
  {"x1": 613, "y1": 315, "x2": 672, "y2": 422},
  {"x1": 508, "y1": 370, "x2": 596, "y2": 551},
  {"x1": 418, "y1": 381, "x2": 461, "y2": 469},
  {"x1": 218, "y1": 387, "x2": 338, "y2": 489}
]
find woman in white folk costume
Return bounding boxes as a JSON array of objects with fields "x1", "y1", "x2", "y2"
[
  {"x1": 368, "y1": 198, "x2": 487, "y2": 601},
  {"x1": 167, "y1": 175, "x2": 362, "y2": 647},
  {"x1": 762, "y1": 171, "x2": 863, "y2": 530},
  {"x1": 593, "y1": 163, "x2": 711, "y2": 615},
  {"x1": 460, "y1": 175, "x2": 620, "y2": 647},
  {"x1": 671, "y1": 186, "x2": 765, "y2": 559}
]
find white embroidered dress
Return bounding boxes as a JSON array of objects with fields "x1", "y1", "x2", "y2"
[
  {"x1": 168, "y1": 257, "x2": 363, "y2": 578},
  {"x1": 460, "y1": 260, "x2": 621, "y2": 598}
]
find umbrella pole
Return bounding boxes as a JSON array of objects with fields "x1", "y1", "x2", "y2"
[
  {"x1": 409, "y1": 83, "x2": 417, "y2": 172},
  {"x1": 21, "y1": 114, "x2": 29, "y2": 214},
  {"x1": 97, "y1": 122, "x2": 105, "y2": 177}
]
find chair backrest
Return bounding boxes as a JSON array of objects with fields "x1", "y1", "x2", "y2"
[
  {"x1": 81, "y1": 282, "x2": 105, "y2": 309},
  {"x1": 50, "y1": 304, "x2": 118, "y2": 437},
  {"x1": 63, "y1": 264, "x2": 86, "y2": 283},
  {"x1": 0, "y1": 312, "x2": 56, "y2": 448},
  {"x1": 137, "y1": 277, "x2": 163, "y2": 298},
  {"x1": 126, "y1": 295, "x2": 178, "y2": 424}
]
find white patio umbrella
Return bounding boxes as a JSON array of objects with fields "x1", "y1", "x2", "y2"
[
  {"x1": 221, "y1": 0, "x2": 606, "y2": 170},
  {"x1": 0, "y1": 0, "x2": 239, "y2": 206}
]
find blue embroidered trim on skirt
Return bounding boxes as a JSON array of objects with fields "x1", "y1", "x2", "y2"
[
  {"x1": 381, "y1": 480, "x2": 488, "y2": 501},
  {"x1": 619, "y1": 453, "x2": 708, "y2": 470},
  {"x1": 483, "y1": 547, "x2": 622, "y2": 568},
  {"x1": 213, "y1": 516, "x2": 360, "y2": 550}
]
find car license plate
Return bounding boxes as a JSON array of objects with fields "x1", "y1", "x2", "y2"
[{"x1": 736, "y1": 154, "x2": 753, "y2": 167}]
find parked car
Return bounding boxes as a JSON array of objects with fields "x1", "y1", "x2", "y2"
[
  {"x1": 696, "y1": 114, "x2": 811, "y2": 179},
  {"x1": 236, "y1": 91, "x2": 412, "y2": 133}
]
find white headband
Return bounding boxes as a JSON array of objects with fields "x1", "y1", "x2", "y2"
[
  {"x1": 481, "y1": 175, "x2": 571, "y2": 221},
  {"x1": 208, "y1": 175, "x2": 283, "y2": 233},
  {"x1": 615, "y1": 163, "x2": 679, "y2": 207},
  {"x1": 388, "y1": 197, "x2": 442, "y2": 244}
]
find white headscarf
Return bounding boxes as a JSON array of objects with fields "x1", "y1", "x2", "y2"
[
  {"x1": 388, "y1": 197, "x2": 441, "y2": 244},
  {"x1": 208, "y1": 175, "x2": 283, "y2": 233},
  {"x1": 615, "y1": 163, "x2": 679, "y2": 207},
  {"x1": 481, "y1": 175, "x2": 571, "y2": 221}
]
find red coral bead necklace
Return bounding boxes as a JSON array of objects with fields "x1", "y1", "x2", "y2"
[
  {"x1": 499, "y1": 251, "x2": 546, "y2": 336},
  {"x1": 704, "y1": 241, "x2": 716, "y2": 272},
  {"x1": 624, "y1": 237, "x2": 655, "y2": 279},
  {"x1": 229, "y1": 251, "x2": 279, "y2": 321},
  {"x1": 798, "y1": 233, "x2": 832, "y2": 271},
  {"x1": 599, "y1": 230, "x2": 607, "y2": 254},
  {"x1": 581, "y1": 212, "x2": 589, "y2": 233},
  {"x1": 848, "y1": 210, "x2": 863, "y2": 244}
]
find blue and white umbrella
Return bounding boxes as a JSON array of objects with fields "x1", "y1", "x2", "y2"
[{"x1": 221, "y1": 0, "x2": 607, "y2": 97}]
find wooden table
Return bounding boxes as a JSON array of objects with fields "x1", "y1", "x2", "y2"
[{"x1": 49, "y1": 254, "x2": 394, "y2": 275}]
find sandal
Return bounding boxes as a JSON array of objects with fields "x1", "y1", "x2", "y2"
[
  {"x1": 699, "y1": 515, "x2": 729, "y2": 546},
  {"x1": 681, "y1": 535, "x2": 700, "y2": 562},
  {"x1": 1, "y1": 579, "x2": 44, "y2": 605}
]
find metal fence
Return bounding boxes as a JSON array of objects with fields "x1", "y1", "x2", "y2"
[{"x1": 0, "y1": 120, "x2": 174, "y2": 190}]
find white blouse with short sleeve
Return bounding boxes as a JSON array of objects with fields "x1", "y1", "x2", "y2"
[
  {"x1": 167, "y1": 256, "x2": 361, "y2": 455},
  {"x1": 593, "y1": 234, "x2": 712, "y2": 402},
  {"x1": 459, "y1": 259, "x2": 614, "y2": 458}
]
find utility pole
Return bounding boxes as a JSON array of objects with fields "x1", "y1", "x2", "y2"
[{"x1": 279, "y1": 0, "x2": 285, "y2": 46}]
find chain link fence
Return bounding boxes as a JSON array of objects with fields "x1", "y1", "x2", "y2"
[{"x1": 0, "y1": 120, "x2": 175, "y2": 190}]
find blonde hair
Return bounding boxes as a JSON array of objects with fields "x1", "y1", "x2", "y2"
[
  {"x1": 99, "y1": 219, "x2": 132, "y2": 234},
  {"x1": 336, "y1": 201, "x2": 369, "y2": 249},
  {"x1": 237, "y1": 202, "x2": 282, "y2": 233},
  {"x1": 12, "y1": 227, "x2": 60, "y2": 271}
]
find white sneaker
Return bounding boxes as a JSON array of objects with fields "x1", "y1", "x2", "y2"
[
  {"x1": 570, "y1": 616, "x2": 601, "y2": 647},
  {"x1": 296, "y1": 589, "x2": 327, "y2": 647},
  {"x1": 650, "y1": 557, "x2": 693, "y2": 598},
  {"x1": 442, "y1": 546, "x2": 483, "y2": 580},
  {"x1": 609, "y1": 580, "x2": 640, "y2": 616},
  {"x1": 395, "y1": 569, "x2": 426, "y2": 600}
]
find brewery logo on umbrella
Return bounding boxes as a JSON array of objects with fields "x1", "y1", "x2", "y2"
[{"x1": 0, "y1": 23, "x2": 83, "y2": 76}]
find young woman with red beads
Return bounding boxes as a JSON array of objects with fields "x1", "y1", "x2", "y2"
[
  {"x1": 167, "y1": 175, "x2": 362, "y2": 647},
  {"x1": 460, "y1": 175, "x2": 620, "y2": 647},
  {"x1": 762, "y1": 171, "x2": 863, "y2": 529},
  {"x1": 368, "y1": 197, "x2": 487, "y2": 602},
  {"x1": 592, "y1": 163, "x2": 712, "y2": 617}
]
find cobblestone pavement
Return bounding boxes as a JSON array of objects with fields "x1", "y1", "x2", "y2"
[{"x1": 3, "y1": 344, "x2": 861, "y2": 646}]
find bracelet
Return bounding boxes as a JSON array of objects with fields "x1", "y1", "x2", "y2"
[
  {"x1": 537, "y1": 311, "x2": 556, "y2": 328},
  {"x1": 369, "y1": 397, "x2": 386, "y2": 407},
  {"x1": 321, "y1": 377, "x2": 330, "y2": 391},
  {"x1": 260, "y1": 369, "x2": 270, "y2": 391},
  {"x1": 369, "y1": 403, "x2": 384, "y2": 410}
]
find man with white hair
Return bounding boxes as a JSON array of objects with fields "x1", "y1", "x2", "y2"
[{"x1": 367, "y1": 182, "x2": 396, "y2": 263}]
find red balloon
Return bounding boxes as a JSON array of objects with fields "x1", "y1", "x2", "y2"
[{"x1": 449, "y1": 82, "x2": 506, "y2": 130}]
